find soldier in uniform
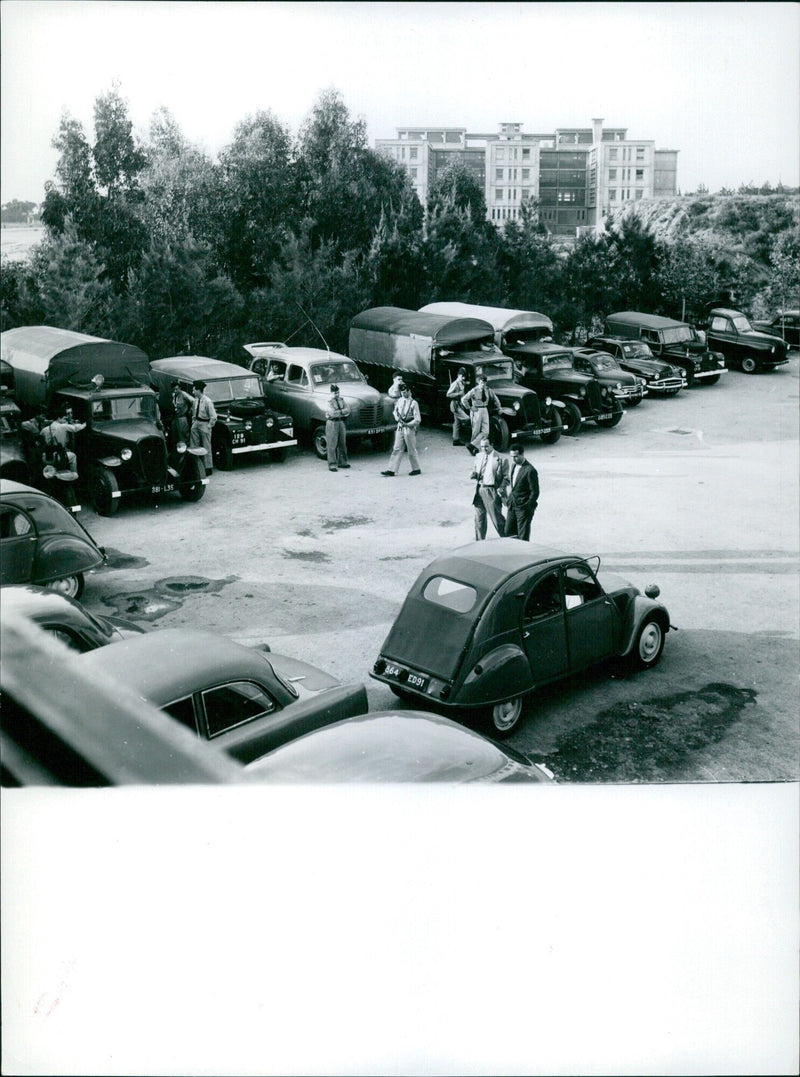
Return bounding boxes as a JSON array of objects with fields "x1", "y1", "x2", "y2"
[
  {"x1": 188, "y1": 380, "x2": 217, "y2": 473},
  {"x1": 381, "y1": 383, "x2": 422, "y2": 476},
  {"x1": 325, "y1": 384, "x2": 351, "y2": 471}
]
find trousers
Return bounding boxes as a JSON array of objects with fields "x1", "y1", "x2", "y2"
[
  {"x1": 388, "y1": 424, "x2": 420, "y2": 472},
  {"x1": 326, "y1": 419, "x2": 348, "y2": 466},
  {"x1": 473, "y1": 485, "x2": 505, "y2": 540}
]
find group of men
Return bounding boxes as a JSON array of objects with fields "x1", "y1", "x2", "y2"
[
  {"x1": 446, "y1": 366, "x2": 501, "y2": 454},
  {"x1": 169, "y1": 381, "x2": 218, "y2": 472},
  {"x1": 470, "y1": 437, "x2": 539, "y2": 541}
]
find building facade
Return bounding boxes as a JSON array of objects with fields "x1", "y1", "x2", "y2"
[{"x1": 375, "y1": 118, "x2": 678, "y2": 236}]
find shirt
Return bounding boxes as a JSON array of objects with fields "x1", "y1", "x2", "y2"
[{"x1": 193, "y1": 394, "x2": 217, "y2": 424}]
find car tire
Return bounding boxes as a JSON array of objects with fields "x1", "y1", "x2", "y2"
[
  {"x1": 626, "y1": 396, "x2": 643, "y2": 407},
  {"x1": 596, "y1": 400, "x2": 624, "y2": 427},
  {"x1": 628, "y1": 617, "x2": 665, "y2": 671},
  {"x1": 45, "y1": 573, "x2": 84, "y2": 600},
  {"x1": 313, "y1": 425, "x2": 328, "y2": 460},
  {"x1": 741, "y1": 356, "x2": 758, "y2": 374},
  {"x1": 179, "y1": 457, "x2": 207, "y2": 501},
  {"x1": 271, "y1": 445, "x2": 288, "y2": 463},
  {"x1": 482, "y1": 695, "x2": 526, "y2": 739},
  {"x1": 539, "y1": 410, "x2": 563, "y2": 445},
  {"x1": 489, "y1": 417, "x2": 511, "y2": 453},
  {"x1": 704, "y1": 373, "x2": 722, "y2": 384},
  {"x1": 560, "y1": 402, "x2": 582, "y2": 436},
  {"x1": 212, "y1": 435, "x2": 233, "y2": 470},
  {"x1": 91, "y1": 468, "x2": 120, "y2": 517}
]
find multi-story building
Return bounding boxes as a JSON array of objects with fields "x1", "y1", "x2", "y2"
[{"x1": 375, "y1": 118, "x2": 678, "y2": 236}]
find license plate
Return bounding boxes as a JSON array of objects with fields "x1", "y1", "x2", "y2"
[
  {"x1": 151, "y1": 483, "x2": 176, "y2": 494},
  {"x1": 383, "y1": 662, "x2": 429, "y2": 693},
  {"x1": 364, "y1": 427, "x2": 382, "y2": 435}
]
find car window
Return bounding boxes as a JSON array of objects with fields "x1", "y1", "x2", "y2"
[
  {"x1": 286, "y1": 365, "x2": 308, "y2": 387},
  {"x1": 710, "y1": 317, "x2": 729, "y2": 332},
  {"x1": 563, "y1": 562, "x2": 604, "y2": 607},
  {"x1": 201, "y1": 681, "x2": 276, "y2": 738},
  {"x1": 422, "y1": 576, "x2": 478, "y2": 614},
  {"x1": 0, "y1": 506, "x2": 33, "y2": 538},
  {"x1": 524, "y1": 571, "x2": 562, "y2": 621},
  {"x1": 164, "y1": 695, "x2": 198, "y2": 734},
  {"x1": 641, "y1": 329, "x2": 659, "y2": 344}
]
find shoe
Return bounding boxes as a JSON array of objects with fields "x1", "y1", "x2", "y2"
[
  {"x1": 409, "y1": 470, "x2": 421, "y2": 476},
  {"x1": 339, "y1": 464, "x2": 350, "y2": 468},
  {"x1": 381, "y1": 470, "x2": 395, "y2": 476},
  {"x1": 466, "y1": 445, "x2": 477, "y2": 456},
  {"x1": 329, "y1": 466, "x2": 338, "y2": 472},
  {"x1": 206, "y1": 468, "x2": 213, "y2": 475}
]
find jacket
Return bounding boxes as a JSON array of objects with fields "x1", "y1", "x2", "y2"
[{"x1": 505, "y1": 459, "x2": 539, "y2": 508}]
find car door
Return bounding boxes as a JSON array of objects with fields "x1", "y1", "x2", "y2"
[
  {"x1": 709, "y1": 315, "x2": 735, "y2": 359},
  {"x1": 520, "y1": 569, "x2": 569, "y2": 684},
  {"x1": 562, "y1": 560, "x2": 618, "y2": 670},
  {"x1": 0, "y1": 503, "x2": 37, "y2": 583}
]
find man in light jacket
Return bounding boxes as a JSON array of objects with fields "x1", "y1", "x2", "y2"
[
  {"x1": 381, "y1": 383, "x2": 422, "y2": 476},
  {"x1": 470, "y1": 436, "x2": 508, "y2": 540}
]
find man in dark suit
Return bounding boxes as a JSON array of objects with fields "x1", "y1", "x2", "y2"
[{"x1": 503, "y1": 444, "x2": 539, "y2": 540}]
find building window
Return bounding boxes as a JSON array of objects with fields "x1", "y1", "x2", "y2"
[
  {"x1": 522, "y1": 168, "x2": 530, "y2": 180},
  {"x1": 608, "y1": 168, "x2": 617, "y2": 180},
  {"x1": 521, "y1": 189, "x2": 530, "y2": 201},
  {"x1": 522, "y1": 147, "x2": 530, "y2": 159},
  {"x1": 609, "y1": 189, "x2": 617, "y2": 201},
  {"x1": 635, "y1": 169, "x2": 644, "y2": 181},
  {"x1": 609, "y1": 148, "x2": 618, "y2": 161},
  {"x1": 495, "y1": 188, "x2": 503, "y2": 200},
  {"x1": 636, "y1": 147, "x2": 645, "y2": 161},
  {"x1": 495, "y1": 168, "x2": 504, "y2": 181},
  {"x1": 410, "y1": 147, "x2": 418, "y2": 160},
  {"x1": 496, "y1": 148, "x2": 505, "y2": 161},
  {"x1": 635, "y1": 189, "x2": 643, "y2": 200},
  {"x1": 410, "y1": 168, "x2": 417, "y2": 179}
]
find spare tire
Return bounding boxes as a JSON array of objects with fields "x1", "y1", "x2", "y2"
[{"x1": 229, "y1": 400, "x2": 265, "y2": 418}]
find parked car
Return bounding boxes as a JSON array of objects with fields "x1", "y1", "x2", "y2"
[
  {"x1": 586, "y1": 337, "x2": 686, "y2": 396},
  {"x1": 247, "y1": 710, "x2": 555, "y2": 783},
  {"x1": 1, "y1": 610, "x2": 246, "y2": 786},
  {"x1": 706, "y1": 309, "x2": 790, "y2": 373},
  {"x1": 242, "y1": 344, "x2": 395, "y2": 459},
  {"x1": 0, "y1": 478, "x2": 105, "y2": 598},
  {"x1": 1, "y1": 584, "x2": 144, "y2": 651},
  {"x1": 751, "y1": 311, "x2": 800, "y2": 350},
  {"x1": 149, "y1": 356, "x2": 297, "y2": 468},
  {"x1": 371, "y1": 539, "x2": 673, "y2": 739},
  {"x1": 75, "y1": 628, "x2": 369, "y2": 764},
  {"x1": 570, "y1": 348, "x2": 647, "y2": 406},
  {"x1": 604, "y1": 312, "x2": 727, "y2": 386},
  {"x1": 0, "y1": 397, "x2": 31, "y2": 483}
]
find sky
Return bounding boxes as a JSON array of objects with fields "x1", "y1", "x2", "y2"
[{"x1": 1, "y1": 1, "x2": 798, "y2": 204}]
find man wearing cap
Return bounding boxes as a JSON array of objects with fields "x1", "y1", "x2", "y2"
[
  {"x1": 461, "y1": 370, "x2": 501, "y2": 455},
  {"x1": 446, "y1": 366, "x2": 469, "y2": 446},
  {"x1": 188, "y1": 380, "x2": 217, "y2": 473},
  {"x1": 381, "y1": 383, "x2": 422, "y2": 476},
  {"x1": 325, "y1": 384, "x2": 351, "y2": 472},
  {"x1": 470, "y1": 436, "x2": 508, "y2": 540}
]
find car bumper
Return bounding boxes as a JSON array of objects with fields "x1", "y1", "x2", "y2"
[
  {"x1": 646, "y1": 377, "x2": 687, "y2": 392},
  {"x1": 694, "y1": 367, "x2": 727, "y2": 379},
  {"x1": 371, "y1": 659, "x2": 454, "y2": 706},
  {"x1": 232, "y1": 438, "x2": 298, "y2": 454}
]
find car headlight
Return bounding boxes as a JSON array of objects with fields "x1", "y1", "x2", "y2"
[
  {"x1": 513, "y1": 401, "x2": 520, "y2": 412},
  {"x1": 43, "y1": 464, "x2": 56, "y2": 479},
  {"x1": 616, "y1": 382, "x2": 622, "y2": 390},
  {"x1": 266, "y1": 417, "x2": 274, "y2": 427},
  {"x1": 176, "y1": 442, "x2": 187, "y2": 453},
  {"x1": 545, "y1": 396, "x2": 552, "y2": 406},
  {"x1": 120, "y1": 448, "x2": 132, "y2": 461},
  {"x1": 579, "y1": 387, "x2": 585, "y2": 398},
  {"x1": 244, "y1": 421, "x2": 252, "y2": 430}
]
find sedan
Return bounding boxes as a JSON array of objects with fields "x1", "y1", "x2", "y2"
[
  {"x1": 371, "y1": 539, "x2": 673, "y2": 739},
  {"x1": 570, "y1": 348, "x2": 647, "y2": 406},
  {"x1": 247, "y1": 710, "x2": 555, "y2": 783},
  {"x1": 0, "y1": 478, "x2": 105, "y2": 598},
  {"x1": 585, "y1": 337, "x2": 686, "y2": 396},
  {"x1": 751, "y1": 311, "x2": 800, "y2": 351},
  {"x1": 1, "y1": 585, "x2": 144, "y2": 652},
  {"x1": 75, "y1": 628, "x2": 369, "y2": 764}
]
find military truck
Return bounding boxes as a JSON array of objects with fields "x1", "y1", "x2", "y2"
[
  {"x1": 420, "y1": 302, "x2": 623, "y2": 435},
  {"x1": 0, "y1": 326, "x2": 207, "y2": 515},
  {"x1": 348, "y1": 307, "x2": 562, "y2": 451}
]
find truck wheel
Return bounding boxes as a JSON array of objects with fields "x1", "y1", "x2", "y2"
[
  {"x1": 45, "y1": 573, "x2": 84, "y2": 600},
  {"x1": 596, "y1": 401, "x2": 623, "y2": 427},
  {"x1": 489, "y1": 417, "x2": 511, "y2": 452},
  {"x1": 212, "y1": 435, "x2": 233, "y2": 470},
  {"x1": 482, "y1": 695, "x2": 526, "y2": 739},
  {"x1": 312, "y1": 426, "x2": 328, "y2": 460},
  {"x1": 91, "y1": 468, "x2": 120, "y2": 517},
  {"x1": 180, "y1": 457, "x2": 207, "y2": 501},
  {"x1": 539, "y1": 411, "x2": 563, "y2": 445},
  {"x1": 560, "y1": 402, "x2": 582, "y2": 436},
  {"x1": 741, "y1": 356, "x2": 758, "y2": 374}
]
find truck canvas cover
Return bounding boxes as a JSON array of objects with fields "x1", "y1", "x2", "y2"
[
  {"x1": 1, "y1": 326, "x2": 150, "y2": 406},
  {"x1": 420, "y1": 302, "x2": 553, "y2": 342},
  {"x1": 349, "y1": 306, "x2": 495, "y2": 376}
]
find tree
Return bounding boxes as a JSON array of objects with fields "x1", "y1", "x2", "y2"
[
  {"x1": 427, "y1": 160, "x2": 487, "y2": 223},
  {"x1": 655, "y1": 235, "x2": 727, "y2": 322},
  {"x1": 30, "y1": 220, "x2": 111, "y2": 334},
  {"x1": 365, "y1": 190, "x2": 425, "y2": 309},
  {"x1": 41, "y1": 112, "x2": 97, "y2": 236},
  {"x1": 1, "y1": 200, "x2": 37, "y2": 224},
  {"x1": 92, "y1": 84, "x2": 147, "y2": 198},
  {"x1": 498, "y1": 200, "x2": 562, "y2": 313},
  {"x1": 0, "y1": 257, "x2": 45, "y2": 330}
]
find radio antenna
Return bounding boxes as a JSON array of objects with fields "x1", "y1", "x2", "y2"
[{"x1": 293, "y1": 301, "x2": 331, "y2": 351}]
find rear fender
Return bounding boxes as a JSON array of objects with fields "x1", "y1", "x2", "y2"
[
  {"x1": 33, "y1": 534, "x2": 105, "y2": 581},
  {"x1": 454, "y1": 643, "x2": 533, "y2": 707}
]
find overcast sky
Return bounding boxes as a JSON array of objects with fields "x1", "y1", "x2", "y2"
[{"x1": 1, "y1": 1, "x2": 798, "y2": 203}]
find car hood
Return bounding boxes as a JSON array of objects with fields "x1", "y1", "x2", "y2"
[
  {"x1": 93, "y1": 419, "x2": 164, "y2": 443},
  {"x1": 621, "y1": 357, "x2": 677, "y2": 377},
  {"x1": 727, "y1": 328, "x2": 787, "y2": 348},
  {"x1": 262, "y1": 651, "x2": 341, "y2": 694}
]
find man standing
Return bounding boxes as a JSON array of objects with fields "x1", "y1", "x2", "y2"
[
  {"x1": 325, "y1": 384, "x2": 351, "y2": 471},
  {"x1": 446, "y1": 366, "x2": 469, "y2": 445},
  {"x1": 461, "y1": 371, "x2": 501, "y2": 456},
  {"x1": 504, "y1": 444, "x2": 539, "y2": 541},
  {"x1": 189, "y1": 380, "x2": 217, "y2": 473},
  {"x1": 170, "y1": 384, "x2": 193, "y2": 446},
  {"x1": 381, "y1": 383, "x2": 422, "y2": 476},
  {"x1": 470, "y1": 436, "x2": 508, "y2": 540}
]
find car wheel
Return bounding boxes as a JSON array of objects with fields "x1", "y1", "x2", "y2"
[
  {"x1": 212, "y1": 435, "x2": 233, "y2": 470},
  {"x1": 626, "y1": 396, "x2": 643, "y2": 407},
  {"x1": 741, "y1": 356, "x2": 758, "y2": 374},
  {"x1": 629, "y1": 618, "x2": 665, "y2": 671},
  {"x1": 483, "y1": 695, "x2": 525, "y2": 739},
  {"x1": 704, "y1": 373, "x2": 722, "y2": 384},
  {"x1": 313, "y1": 425, "x2": 328, "y2": 460},
  {"x1": 179, "y1": 457, "x2": 207, "y2": 501},
  {"x1": 539, "y1": 410, "x2": 562, "y2": 445},
  {"x1": 270, "y1": 445, "x2": 288, "y2": 463},
  {"x1": 596, "y1": 401, "x2": 624, "y2": 427},
  {"x1": 560, "y1": 402, "x2": 582, "y2": 436},
  {"x1": 45, "y1": 573, "x2": 84, "y2": 600},
  {"x1": 489, "y1": 417, "x2": 511, "y2": 452},
  {"x1": 91, "y1": 468, "x2": 120, "y2": 517}
]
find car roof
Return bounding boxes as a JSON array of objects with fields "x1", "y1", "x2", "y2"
[
  {"x1": 151, "y1": 357, "x2": 255, "y2": 379},
  {"x1": 76, "y1": 628, "x2": 275, "y2": 705},
  {"x1": 244, "y1": 345, "x2": 351, "y2": 364},
  {"x1": 709, "y1": 308, "x2": 745, "y2": 318},
  {"x1": 606, "y1": 312, "x2": 688, "y2": 329},
  {"x1": 246, "y1": 710, "x2": 538, "y2": 782},
  {"x1": 0, "y1": 584, "x2": 95, "y2": 622},
  {"x1": 424, "y1": 539, "x2": 574, "y2": 590},
  {"x1": 0, "y1": 478, "x2": 38, "y2": 497}
]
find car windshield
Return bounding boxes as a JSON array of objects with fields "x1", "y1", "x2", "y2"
[
  {"x1": 310, "y1": 361, "x2": 365, "y2": 386},
  {"x1": 589, "y1": 356, "x2": 617, "y2": 371},
  {"x1": 731, "y1": 315, "x2": 753, "y2": 332},
  {"x1": 622, "y1": 343, "x2": 653, "y2": 359},
  {"x1": 661, "y1": 326, "x2": 695, "y2": 345},
  {"x1": 479, "y1": 360, "x2": 514, "y2": 382},
  {"x1": 507, "y1": 328, "x2": 553, "y2": 345},
  {"x1": 205, "y1": 377, "x2": 263, "y2": 403},
  {"x1": 91, "y1": 395, "x2": 159, "y2": 422},
  {"x1": 542, "y1": 355, "x2": 574, "y2": 372}
]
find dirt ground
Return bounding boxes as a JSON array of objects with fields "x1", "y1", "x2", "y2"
[{"x1": 81, "y1": 354, "x2": 800, "y2": 782}]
